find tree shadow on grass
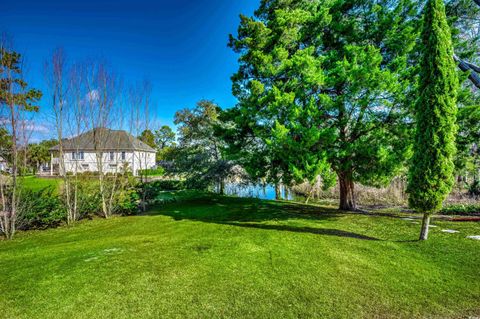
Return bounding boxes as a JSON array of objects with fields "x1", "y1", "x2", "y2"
[
  {"x1": 221, "y1": 222, "x2": 380, "y2": 240},
  {"x1": 147, "y1": 195, "x2": 381, "y2": 241}
]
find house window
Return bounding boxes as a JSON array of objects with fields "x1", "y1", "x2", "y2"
[
  {"x1": 72, "y1": 151, "x2": 84, "y2": 160},
  {"x1": 110, "y1": 152, "x2": 114, "y2": 161},
  {"x1": 121, "y1": 152, "x2": 126, "y2": 160}
]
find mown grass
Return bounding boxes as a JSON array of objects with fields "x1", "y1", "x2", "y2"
[
  {"x1": 18, "y1": 176, "x2": 62, "y2": 192},
  {"x1": 0, "y1": 193, "x2": 479, "y2": 318}
]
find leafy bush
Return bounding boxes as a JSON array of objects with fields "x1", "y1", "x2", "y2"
[
  {"x1": 440, "y1": 204, "x2": 480, "y2": 216},
  {"x1": 14, "y1": 174, "x2": 174, "y2": 231},
  {"x1": 68, "y1": 174, "x2": 140, "y2": 217},
  {"x1": 115, "y1": 187, "x2": 140, "y2": 215},
  {"x1": 19, "y1": 187, "x2": 65, "y2": 229},
  {"x1": 74, "y1": 179, "x2": 103, "y2": 218}
]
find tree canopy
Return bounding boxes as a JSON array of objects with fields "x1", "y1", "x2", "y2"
[
  {"x1": 174, "y1": 100, "x2": 233, "y2": 193},
  {"x1": 228, "y1": 0, "x2": 418, "y2": 210},
  {"x1": 138, "y1": 129, "x2": 156, "y2": 149},
  {"x1": 154, "y1": 125, "x2": 175, "y2": 149}
]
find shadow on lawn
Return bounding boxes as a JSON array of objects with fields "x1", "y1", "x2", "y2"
[
  {"x1": 222, "y1": 222, "x2": 380, "y2": 240},
  {"x1": 148, "y1": 196, "x2": 380, "y2": 241}
]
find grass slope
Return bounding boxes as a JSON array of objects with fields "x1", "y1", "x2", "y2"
[
  {"x1": 19, "y1": 176, "x2": 62, "y2": 192},
  {"x1": 0, "y1": 194, "x2": 479, "y2": 318}
]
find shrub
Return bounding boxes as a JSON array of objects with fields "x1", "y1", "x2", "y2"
[
  {"x1": 19, "y1": 186, "x2": 65, "y2": 229},
  {"x1": 440, "y1": 204, "x2": 480, "y2": 216},
  {"x1": 115, "y1": 187, "x2": 140, "y2": 215},
  {"x1": 74, "y1": 179, "x2": 103, "y2": 218}
]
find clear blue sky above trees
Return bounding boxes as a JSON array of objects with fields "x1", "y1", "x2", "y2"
[{"x1": 1, "y1": 0, "x2": 258, "y2": 141}]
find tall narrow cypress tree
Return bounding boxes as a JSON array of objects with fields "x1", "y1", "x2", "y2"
[{"x1": 407, "y1": 0, "x2": 458, "y2": 240}]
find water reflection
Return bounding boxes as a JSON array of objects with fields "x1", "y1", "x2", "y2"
[{"x1": 224, "y1": 183, "x2": 293, "y2": 200}]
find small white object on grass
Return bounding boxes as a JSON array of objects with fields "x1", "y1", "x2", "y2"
[
  {"x1": 441, "y1": 229, "x2": 459, "y2": 234},
  {"x1": 466, "y1": 235, "x2": 480, "y2": 240},
  {"x1": 428, "y1": 225, "x2": 437, "y2": 228},
  {"x1": 401, "y1": 218, "x2": 414, "y2": 221},
  {"x1": 104, "y1": 248, "x2": 122, "y2": 254}
]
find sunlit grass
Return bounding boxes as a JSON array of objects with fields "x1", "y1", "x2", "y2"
[
  {"x1": 18, "y1": 176, "x2": 62, "y2": 193},
  {"x1": 0, "y1": 193, "x2": 479, "y2": 318}
]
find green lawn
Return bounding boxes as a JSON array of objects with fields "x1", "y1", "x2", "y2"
[
  {"x1": 0, "y1": 193, "x2": 479, "y2": 318},
  {"x1": 19, "y1": 176, "x2": 62, "y2": 192}
]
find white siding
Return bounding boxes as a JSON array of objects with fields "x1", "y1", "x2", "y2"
[
  {"x1": 60, "y1": 150, "x2": 156, "y2": 176},
  {"x1": 132, "y1": 151, "x2": 156, "y2": 174}
]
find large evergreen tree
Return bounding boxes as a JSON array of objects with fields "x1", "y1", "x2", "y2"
[
  {"x1": 229, "y1": 0, "x2": 418, "y2": 210},
  {"x1": 407, "y1": 0, "x2": 458, "y2": 240}
]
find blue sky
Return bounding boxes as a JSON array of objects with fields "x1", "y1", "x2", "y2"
[{"x1": 1, "y1": 0, "x2": 258, "y2": 141}]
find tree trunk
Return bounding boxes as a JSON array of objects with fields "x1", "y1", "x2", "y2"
[
  {"x1": 419, "y1": 213, "x2": 430, "y2": 241},
  {"x1": 275, "y1": 182, "x2": 282, "y2": 200},
  {"x1": 338, "y1": 172, "x2": 356, "y2": 211},
  {"x1": 218, "y1": 179, "x2": 225, "y2": 195}
]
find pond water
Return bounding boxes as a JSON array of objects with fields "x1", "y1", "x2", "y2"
[{"x1": 223, "y1": 183, "x2": 294, "y2": 200}]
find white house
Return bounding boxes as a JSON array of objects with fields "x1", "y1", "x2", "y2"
[
  {"x1": 50, "y1": 128, "x2": 156, "y2": 176},
  {"x1": 0, "y1": 156, "x2": 9, "y2": 172}
]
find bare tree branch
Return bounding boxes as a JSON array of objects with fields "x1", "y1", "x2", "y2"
[{"x1": 454, "y1": 54, "x2": 480, "y2": 89}]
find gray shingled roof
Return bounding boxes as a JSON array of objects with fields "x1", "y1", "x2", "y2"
[{"x1": 50, "y1": 128, "x2": 156, "y2": 152}]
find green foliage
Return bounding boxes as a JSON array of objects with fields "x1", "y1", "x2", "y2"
[
  {"x1": 138, "y1": 129, "x2": 156, "y2": 148},
  {"x1": 145, "y1": 180, "x2": 186, "y2": 194},
  {"x1": 444, "y1": 0, "x2": 480, "y2": 175},
  {"x1": 112, "y1": 174, "x2": 141, "y2": 215},
  {"x1": 227, "y1": 0, "x2": 418, "y2": 208},
  {"x1": 0, "y1": 46, "x2": 42, "y2": 112},
  {"x1": 407, "y1": 0, "x2": 458, "y2": 213},
  {"x1": 73, "y1": 178, "x2": 103, "y2": 218},
  {"x1": 156, "y1": 146, "x2": 176, "y2": 162},
  {"x1": 19, "y1": 187, "x2": 65, "y2": 229},
  {"x1": 467, "y1": 179, "x2": 480, "y2": 196},
  {"x1": 0, "y1": 127, "x2": 12, "y2": 163},
  {"x1": 154, "y1": 125, "x2": 176, "y2": 149},
  {"x1": 440, "y1": 203, "x2": 480, "y2": 216},
  {"x1": 27, "y1": 139, "x2": 57, "y2": 173},
  {"x1": 154, "y1": 125, "x2": 177, "y2": 161},
  {"x1": 115, "y1": 187, "x2": 140, "y2": 215},
  {"x1": 174, "y1": 100, "x2": 234, "y2": 192},
  {"x1": 148, "y1": 190, "x2": 208, "y2": 205},
  {"x1": 19, "y1": 176, "x2": 143, "y2": 223}
]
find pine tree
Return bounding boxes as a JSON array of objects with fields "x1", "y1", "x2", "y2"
[
  {"x1": 0, "y1": 45, "x2": 41, "y2": 239},
  {"x1": 229, "y1": 0, "x2": 418, "y2": 210},
  {"x1": 407, "y1": 0, "x2": 458, "y2": 240}
]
